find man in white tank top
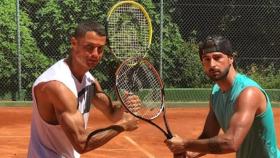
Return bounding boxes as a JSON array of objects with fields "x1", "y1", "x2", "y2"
[{"x1": 27, "y1": 20, "x2": 139, "y2": 158}]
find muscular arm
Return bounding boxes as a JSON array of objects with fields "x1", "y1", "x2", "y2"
[
  {"x1": 92, "y1": 80, "x2": 124, "y2": 122},
  {"x1": 182, "y1": 102, "x2": 220, "y2": 157},
  {"x1": 183, "y1": 87, "x2": 265, "y2": 154},
  {"x1": 199, "y1": 103, "x2": 220, "y2": 139},
  {"x1": 39, "y1": 81, "x2": 136, "y2": 154}
]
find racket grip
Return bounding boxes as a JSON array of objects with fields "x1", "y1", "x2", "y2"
[{"x1": 173, "y1": 152, "x2": 186, "y2": 158}]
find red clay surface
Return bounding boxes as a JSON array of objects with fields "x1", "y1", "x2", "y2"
[{"x1": 0, "y1": 106, "x2": 279, "y2": 158}]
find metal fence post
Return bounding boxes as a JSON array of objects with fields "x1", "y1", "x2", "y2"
[
  {"x1": 160, "y1": 0, "x2": 163, "y2": 79},
  {"x1": 16, "y1": 0, "x2": 22, "y2": 100}
]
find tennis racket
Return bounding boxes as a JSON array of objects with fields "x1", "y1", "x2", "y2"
[
  {"x1": 106, "y1": 0, "x2": 153, "y2": 61},
  {"x1": 115, "y1": 57, "x2": 186, "y2": 158}
]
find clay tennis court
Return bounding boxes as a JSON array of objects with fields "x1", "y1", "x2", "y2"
[{"x1": 0, "y1": 105, "x2": 279, "y2": 158}]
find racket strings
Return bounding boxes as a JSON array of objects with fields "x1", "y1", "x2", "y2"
[
  {"x1": 117, "y1": 61, "x2": 163, "y2": 120},
  {"x1": 108, "y1": 4, "x2": 149, "y2": 59}
]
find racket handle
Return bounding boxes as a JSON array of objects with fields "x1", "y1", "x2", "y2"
[{"x1": 173, "y1": 152, "x2": 186, "y2": 158}]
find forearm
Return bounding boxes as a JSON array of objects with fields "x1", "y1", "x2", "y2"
[
  {"x1": 184, "y1": 135, "x2": 236, "y2": 154},
  {"x1": 82, "y1": 125, "x2": 125, "y2": 153},
  {"x1": 108, "y1": 101, "x2": 124, "y2": 122},
  {"x1": 110, "y1": 101, "x2": 124, "y2": 120},
  {"x1": 93, "y1": 92, "x2": 124, "y2": 122}
]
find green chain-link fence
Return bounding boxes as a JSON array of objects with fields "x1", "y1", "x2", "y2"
[{"x1": 1, "y1": 0, "x2": 280, "y2": 103}]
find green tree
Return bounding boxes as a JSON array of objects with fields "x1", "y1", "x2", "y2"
[
  {"x1": 147, "y1": 1, "x2": 209, "y2": 88},
  {"x1": 21, "y1": 0, "x2": 120, "y2": 92},
  {"x1": 169, "y1": 0, "x2": 280, "y2": 72},
  {"x1": 20, "y1": 0, "x2": 209, "y2": 98},
  {"x1": 0, "y1": 0, "x2": 52, "y2": 100}
]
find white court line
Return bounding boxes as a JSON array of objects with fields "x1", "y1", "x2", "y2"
[
  {"x1": 1, "y1": 135, "x2": 155, "y2": 158},
  {"x1": 123, "y1": 136, "x2": 155, "y2": 158}
]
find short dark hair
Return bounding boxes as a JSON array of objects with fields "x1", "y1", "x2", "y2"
[{"x1": 73, "y1": 20, "x2": 106, "y2": 38}]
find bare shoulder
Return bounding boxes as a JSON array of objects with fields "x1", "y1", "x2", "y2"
[
  {"x1": 236, "y1": 86, "x2": 266, "y2": 115},
  {"x1": 34, "y1": 81, "x2": 69, "y2": 102},
  {"x1": 34, "y1": 81, "x2": 77, "y2": 124},
  {"x1": 239, "y1": 86, "x2": 265, "y2": 102},
  {"x1": 40, "y1": 80, "x2": 69, "y2": 92}
]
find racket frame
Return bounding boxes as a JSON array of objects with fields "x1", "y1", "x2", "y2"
[
  {"x1": 106, "y1": 1, "x2": 153, "y2": 60},
  {"x1": 115, "y1": 57, "x2": 173, "y2": 139}
]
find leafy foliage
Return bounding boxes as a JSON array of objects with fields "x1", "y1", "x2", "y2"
[
  {"x1": 243, "y1": 64, "x2": 280, "y2": 89},
  {"x1": 0, "y1": 0, "x2": 52, "y2": 100},
  {"x1": 1, "y1": 0, "x2": 278, "y2": 101}
]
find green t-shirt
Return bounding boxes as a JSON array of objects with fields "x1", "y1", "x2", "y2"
[{"x1": 211, "y1": 73, "x2": 280, "y2": 158}]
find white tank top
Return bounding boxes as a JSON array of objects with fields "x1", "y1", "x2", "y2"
[{"x1": 27, "y1": 59, "x2": 95, "y2": 158}]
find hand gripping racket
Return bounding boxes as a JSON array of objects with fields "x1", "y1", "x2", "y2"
[
  {"x1": 115, "y1": 57, "x2": 186, "y2": 158},
  {"x1": 106, "y1": 0, "x2": 153, "y2": 61}
]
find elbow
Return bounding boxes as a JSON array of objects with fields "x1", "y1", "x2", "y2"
[
  {"x1": 216, "y1": 135, "x2": 240, "y2": 153},
  {"x1": 208, "y1": 135, "x2": 241, "y2": 154},
  {"x1": 73, "y1": 141, "x2": 88, "y2": 154},
  {"x1": 72, "y1": 137, "x2": 92, "y2": 154},
  {"x1": 74, "y1": 135, "x2": 106, "y2": 154},
  {"x1": 226, "y1": 143, "x2": 239, "y2": 153},
  {"x1": 75, "y1": 147, "x2": 85, "y2": 154},
  {"x1": 224, "y1": 139, "x2": 240, "y2": 153},
  {"x1": 74, "y1": 142, "x2": 97, "y2": 154}
]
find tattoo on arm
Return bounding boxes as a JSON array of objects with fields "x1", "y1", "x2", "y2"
[
  {"x1": 87, "y1": 125, "x2": 124, "y2": 139},
  {"x1": 208, "y1": 137, "x2": 222, "y2": 153},
  {"x1": 84, "y1": 125, "x2": 124, "y2": 151}
]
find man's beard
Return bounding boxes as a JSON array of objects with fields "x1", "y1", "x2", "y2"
[{"x1": 207, "y1": 65, "x2": 230, "y2": 81}]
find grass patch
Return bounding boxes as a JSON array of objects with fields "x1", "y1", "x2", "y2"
[
  {"x1": 0, "y1": 101, "x2": 32, "y2": 107},
  {"x1": 0, "y1": 101, "x2": 279, "y2": 108}
]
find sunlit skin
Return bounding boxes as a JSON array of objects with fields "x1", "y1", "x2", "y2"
[
  {"x1": 201, "y1": 52, "x2": 232, "y2": 81},
  {"x1": 165, "y1": 51, "x2": 267, "y2": 157},
  {"x1": 201, "y1": 52, "x2": 236, "y2": 92},
  {"x1": 32, "y1": 30, "x2": 140, "y2": 154},
  {"x1": 66, "y1": 31, "x2": 107, "y2": 82}
]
